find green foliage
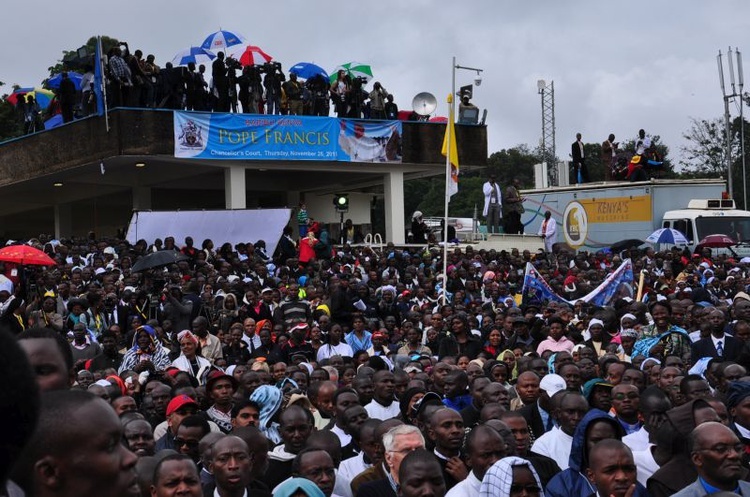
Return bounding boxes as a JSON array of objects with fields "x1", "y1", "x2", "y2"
[
  {"x1": 0, "y1": 81, "x2": 22, "y2": 141},
  {"x1": 46, "y1": 36, "x2": 120, "y2": 78}
]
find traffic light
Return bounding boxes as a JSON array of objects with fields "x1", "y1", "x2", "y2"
[{"x1": 333, "y1": 193, "x2": 349, "y2": 212}]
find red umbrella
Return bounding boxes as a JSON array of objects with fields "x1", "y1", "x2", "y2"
[
  {"x1": 234, "y1": 45, "x2": 273, "y2": 67},
  {"x1": 697, "y1": 234, "x2": 737, "y2": 248},
  {"x1": 0, "y1": 245, "x2": 56, "y2": 266}
]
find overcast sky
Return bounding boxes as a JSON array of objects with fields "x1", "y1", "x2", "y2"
[{"x1": 1, "y1": 0, "x2": 746, "y2": 167}]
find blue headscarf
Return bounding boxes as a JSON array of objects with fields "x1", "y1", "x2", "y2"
[{"x1": 274, "y1": 478, "x2": 324, "y2": 497}]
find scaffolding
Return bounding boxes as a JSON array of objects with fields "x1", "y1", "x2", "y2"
[{"x1": 538, "y1": 80, "x2": 557, "y2": 187}]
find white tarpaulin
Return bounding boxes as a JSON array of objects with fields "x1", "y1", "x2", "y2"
[{"x1": 126, "y1": 209, "x2": 292, "y2": 258}]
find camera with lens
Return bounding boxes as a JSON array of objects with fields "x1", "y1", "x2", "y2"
[
  {"x1": 351, "y1": 76, "x2": 367, "y2": 89},
  {"x1": 225, "y1": 57, "x2": 242, "y2": 71}
]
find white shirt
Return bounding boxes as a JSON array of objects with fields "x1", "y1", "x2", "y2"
[
  {"x1": 446, "y1": 470, "x2": 481, "y2": 497},
  {"x1": 632, "y1": 445, "x2": 660, "y2": 487},
  {"x1": 331, "y1": 423, "x2": 352, "y2": 447},
  {"x1": 215, "y1": 489, "x2": 246, "y2": 497},
  {"x1": 530, "y1": 426, "x2": 573, "y2": 470},
  {"x1": 339, "y1": 452, "x2": 370, "y2": 482},
  {"x1": 622, "y1": 426, "x2": 650, "y2": 452},
  {"x1": 711, "y1": 334, "x2": 726, "y2": 355},
  {"x1": 317, "y1": 342, "x2": 354, "y2": 361},
  {"x1": 241, "y1": 333, "x2": 262, "y2": 351},
  {"x1": 364, "y1": 399, "x2": 401, "y2": 420}
]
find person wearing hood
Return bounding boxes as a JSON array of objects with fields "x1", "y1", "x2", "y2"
[
  {"x1": 266, "y1": 405, "x2": 314, "y2": 491},
  {"x1": 249, "y1": 384, "x2": 284, "y2": 445},
  {"x1": 646, "y1": 398, "x2": 720, "y2": 497},
  {"x1": 545, "y1": 408, "x2": 648, "y2": 497},
  {"x1": 411, "y1": 211, "x2": 428, "y2": 244},
  {"x1": 170, "y1": 330, "x2": 212, "y2": 384},
  {"x1": 118, "y1": 325, "x2": 171, "y2": 374},
  {"x1": 479, "y1": 456, "x2": 544, "y2": 497}
]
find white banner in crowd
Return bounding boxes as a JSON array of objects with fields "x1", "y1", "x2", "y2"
[{"x1": 126, "y1": 209, "x2": 292, "y2": 258}]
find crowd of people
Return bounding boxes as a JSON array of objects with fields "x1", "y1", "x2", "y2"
[
  {"x1": 11, "y1": 42, "x2": 404, "y2": 136},
  {"x1": 4, "y1": 229, "x2": 750, "y2": 497}
]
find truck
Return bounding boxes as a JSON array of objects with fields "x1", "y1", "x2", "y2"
[{"x1": 520, "y1": 178, "x2": 750, "y2": 254}]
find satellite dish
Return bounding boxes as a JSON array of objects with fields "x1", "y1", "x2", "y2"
[{"x1": 412, "y1": 92, "x2": 437, "y2": 116}]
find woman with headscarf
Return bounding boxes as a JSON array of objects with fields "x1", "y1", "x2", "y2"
[
  {"x1": 398, "y1": 386, "x2": 427, "y2": 425},
  {"x1": 498, "y1": 349, "x2": 518, "y2": 381},
  {"x1": 480, "y1": 456, "x2": 544, "y2": 497},
  {"x1": 118, "y1": 325, "x2": 172, "y2": 374},
  {"x1": 249, "y1": 384, "x2": 283, "y2": 444},
  {"x1": 411, "y1": 211, "x2": 428, "y2": 244},
  {"x1": 583, "y1": 318, "x2": 608, "y2": 357},
  {"x1": 170, "y1": 330, "x2": 212, "y2": 384},
  {"x1": 215, "y1": 293, "x2": 240, "y2": 332}
]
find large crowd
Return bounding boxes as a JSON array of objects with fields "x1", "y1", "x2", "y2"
[{"x1": 3, "y1": 226, "x2": 750, "y2": 497}]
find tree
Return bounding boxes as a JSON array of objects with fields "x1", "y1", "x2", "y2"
[
  {"x1": 680, "y1": 115, "x2": 750, "y2": 207},
  {"x1": 680, "y1": 117, "x2": 726, "y2": 176},
  {"x1": 46, "y1": 36, "x2": 120, "y2": 78},
  {"x1": 0, "y1": 81, "x2": 22, "y2": 141}
]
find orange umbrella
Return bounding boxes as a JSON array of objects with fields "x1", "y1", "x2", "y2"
[{"x1": 0, "y1": 245, "x2": 56, "y2": 266}]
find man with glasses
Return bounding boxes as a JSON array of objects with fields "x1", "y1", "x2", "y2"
[
  {"x1": 173, "y1": 415, "x2": 210, "y2": 465},
  {"x1": 358, "y1": 425, "x2": 425, "y2": 497},
  {"x1": 671, "y1": 422, "x2": 750, "y2": 497},
  {"x1": 611, "y1": 384, "x2": 643, "y2": 435}
]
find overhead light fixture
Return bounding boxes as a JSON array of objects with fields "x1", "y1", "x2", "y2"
[
  {"x1": 135, "y1": 162, "x2": 146, "y2": 168},
  {"x1": 53, "y1": 182, "x2": 63, "y2": 187}
]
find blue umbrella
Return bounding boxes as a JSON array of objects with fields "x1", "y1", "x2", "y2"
[
  {"x1": 290, "y1": 62, "x2": 329, "y2": 81},
  {"x1": 200, "y1": 29, "x2": 246, "y2": 53},
  {"x1": 171, "y1": 47, "x2": 216, "y2": 67},
  {"x1": 645, "y1": 228, "x2": 688, "y2": 245},
  {"x1": 47, "y1": 71, "x2": 84, "y2": 90},
  {"x1": 44, "y1": 114, "x2": 64, "y2": 130}
]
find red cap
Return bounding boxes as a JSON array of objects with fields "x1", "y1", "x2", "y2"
[{"x1": 166, "y1": 394, "x2": 199, "y2": 416}]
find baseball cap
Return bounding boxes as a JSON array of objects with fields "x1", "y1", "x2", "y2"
[
  {"x1": 412, "y1": 391, "x2": 443, "y2": 417},
  {"x1": 166, "y1": 394, "x2": 199, "y2": 416},
  {"x1": 539, "y1": 374, "x2": 567, "y2": 397}
]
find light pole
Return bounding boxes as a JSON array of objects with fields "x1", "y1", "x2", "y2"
[
  {"x1": 442, "y1": 57, "x2": 484, "y2": 304},
  {"x1": 718, "y1": 47, "x2": 745, "y2": 206}
]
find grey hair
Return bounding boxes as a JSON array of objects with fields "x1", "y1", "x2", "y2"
[{"x1": 382, "y1": 424, "x2": 424, "y2": 452}]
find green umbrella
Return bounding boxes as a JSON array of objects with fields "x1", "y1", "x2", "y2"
[{"x1": 330, "y1": 62, "x2": 374, "y2": 83}]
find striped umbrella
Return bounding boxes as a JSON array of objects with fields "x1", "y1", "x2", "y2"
[
  {"x1": 330, "y1": 62, "x2": 374, "y2": 83},
  {"x1": 200, "y1": 29, "x2": 247, "y2": 54},
  {"x1": 645, "y1": 228, "x2": 688, "y2": 245},
  {"x1": 171, "y1": 46, "x2": 216, "y2": 67}
]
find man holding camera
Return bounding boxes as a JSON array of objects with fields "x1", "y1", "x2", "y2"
[
  {"x1": 369, "y1": 82, "x2": 389, "y2": 119},
  {"x1": 264, "y1": 62, "x2": 285, "y2": 115},
  {"x1": 283, "y1": 73, "x2": 304, "y2": 115}
]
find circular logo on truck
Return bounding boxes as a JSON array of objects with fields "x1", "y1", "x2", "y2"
[{"x1": 563, "y1": 201, "x2": 588, "y2": 248}]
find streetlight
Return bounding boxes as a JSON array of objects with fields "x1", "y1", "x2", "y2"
[{"x1": 441, "y1": 57, "x2": 484, "y2": 304}]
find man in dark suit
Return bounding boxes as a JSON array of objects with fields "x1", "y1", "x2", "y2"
[
  {"x1": 358, "y1": 425, "x2": 425, "y2": 497},
  {"x1": 691, "y1": 309, "x2": 743, "y2": 361},
  {"x1": 519, "y1": 373, "x2": 566, "y2": 442},
  {"x1": 571, "y1": 133, "x2": 589, "y2": 183},
  {"x1": 202, "y1": 435, "x2": 272, "y2": 497}
]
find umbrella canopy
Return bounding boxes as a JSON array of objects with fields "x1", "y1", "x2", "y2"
[
  {"x1": 289, "y1": 62, "x2": 328, "y2": 80},
  {"x1": 610, "y1": 239, "x2": 646, "y2": 252},
  {"x1": 7, "y1": 87, "x2": 55, "y2": 109},
  {"x1": 200, "y1": 29, "x2": 247, "y2": 54},
  {"x1": 330, "y1": 62, "x2": 373, "y2": 83},
  {"x1": 131, "y1": 251, "x2": 190, "y2": 273},
  {"x1": 645, "y1": 228, "x2": 688, "y2": 245},
  {"x1": 171, "y1": 46, "x2": 216, "y2": 67},
  {"x1": 234, "y1": 45, "x2": 273, "y2": 67},
  {"x1": 697, "y1": 234, "x2": 737, "y2": 248},
  {"x1": 46, "y1": 71, "x2": 84, "y2": 90},
  {"x1": 0, "y1": 245, "x2": 56, "y2": 266}
]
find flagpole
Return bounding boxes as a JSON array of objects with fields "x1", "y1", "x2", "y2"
[{"x1": 442, "y1": 57, "x2": 455, "y2": 306}]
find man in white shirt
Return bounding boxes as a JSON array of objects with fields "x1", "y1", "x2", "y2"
[
  {"x1": 622, "y1": 389, "x2": 670, "y2": 452},
  {"x1": 531, "y1": 391, "x2": 587, "y2": 470},
  {"x1": 635, "y1": 129, "x2": 652, "y2": 155},
  {"x1": 446, "y1": 425, "x2": 505, "y2": 497},
  {"x1": 537, "y1": 211, "x2": 557, "y2": 253},
  {"x1": 364, "y1": 370, "x2": 400, "y2": 420},
  {"x1": 339, "y1": 419, "x2": 380, "y2": 482},
  {"x1": 482, "y1": 175, "x2": 503, "y2": 234}
]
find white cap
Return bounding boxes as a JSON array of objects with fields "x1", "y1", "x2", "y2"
[{"x1": 539, "y1": 373, "x2": 567, "y2": 397}]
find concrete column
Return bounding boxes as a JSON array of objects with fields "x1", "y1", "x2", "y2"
[
  {"x1": 132, "y1": 187, "x2": 152, "y2": 210},
  {"x1": 383, "y1": 171, "x2": 405, "y2": 244},
  {"x1": 54, "y1": 204, "x2": 72, "y2": 239},
  {"x1": 225, "y1": 167, "x2": 246, "y2": 209}
]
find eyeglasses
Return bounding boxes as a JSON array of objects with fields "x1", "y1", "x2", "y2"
[
  {"x1": 612, "y1": 392, "x2": 639, "y2": 401},
  {"x1": 696, "y1": 444, "x2": 744, "y2": 456},
  {"x1": 510, "y1": 484, "x2": 541, "y2": 495},
  {"x1": 388, "y1": 447, "x2": 420, "y2": 455},
  {"x1": 174, "y1": 438, "x2": 199, "y2": 449}
]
